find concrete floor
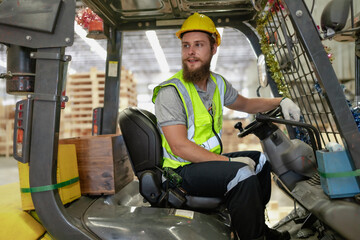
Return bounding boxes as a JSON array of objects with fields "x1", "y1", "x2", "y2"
[
  {"x1": 0, "y1": 157, "x2": 19, "y2": 186},
  {"x1": 0, "y1": 156, "x2": 294, "y2": 226}
]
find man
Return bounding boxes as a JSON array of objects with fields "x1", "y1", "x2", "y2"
[{"x1": 152, "y1": 13, "x2": 299, "y2": 240}]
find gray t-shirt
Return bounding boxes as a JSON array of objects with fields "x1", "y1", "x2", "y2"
[{"x1": 155, "y1": 75, "x2": 238, "y2": 127}]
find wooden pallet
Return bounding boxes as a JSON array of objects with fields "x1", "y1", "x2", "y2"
[
  {"x1": 0, "y1": 119, "x2": 14, "y2": 157},
  {"x1": 222, "y1": 119, "x2": 262, "y2": 153},
  {"x1": 60, "y1": 67, "x2": 137, "y2": 138}
]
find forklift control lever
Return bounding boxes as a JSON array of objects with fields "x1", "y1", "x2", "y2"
[
  {"x1": 234, "y1": 122, "x2": 243, "y2": 132},
  {"x1": 256, "y1": 113, "x2": 322, "y2": 151}
]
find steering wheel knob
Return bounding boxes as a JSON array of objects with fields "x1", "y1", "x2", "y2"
[{"x1": 234, "y1": 122, "x2": 243, "y2": 132}]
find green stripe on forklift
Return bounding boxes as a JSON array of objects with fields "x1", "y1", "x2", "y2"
[
  {"x1": 318, "y1": 169, "x2": 360, "y2": 178},
  {"x1": 20, "y1": 177, "x2": 79, "y2": 193}
]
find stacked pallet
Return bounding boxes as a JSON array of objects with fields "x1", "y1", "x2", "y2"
[
  {"x1": 118, "y1": 68, "x2": 137, "y2": 111},
  {"x1": 0, "y1": 100, "x2": 15, "y2": 157},
  {"x1": 0, "y1": 119, "x2": 14, "y2": 157},
  {"x1": 222, "y1": 118, "x2": 262, "y2": 153},
  {"x1": 60, "y1": 67, "x2": 137, "y2": 138}
]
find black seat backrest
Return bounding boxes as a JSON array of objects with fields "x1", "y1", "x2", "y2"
[
  {"x1": 119, "y1": 108, "x2": 224, "y2": 210},
  {"x1": 119, "y1": 107, "x2": 163, "y2": 175}
]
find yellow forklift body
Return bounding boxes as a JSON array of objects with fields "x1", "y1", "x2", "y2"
[{"x1": 0, "y1": 182, "x2": 46, "y2": 239}]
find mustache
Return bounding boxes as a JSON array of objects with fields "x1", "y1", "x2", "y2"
[{"x1": 184, "y1": 57, "x2": 201, "y2": 61}]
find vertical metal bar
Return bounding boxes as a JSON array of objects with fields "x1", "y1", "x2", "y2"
[
  {"x1": 271, "y1": 6, "x2": 337, "y2": 145},
  {"x1": 355, "y1": 38, "x2": 360, "y2": 107},
  {"x1": 102, "y1": 28, "x2": 123, "y2": 134},
  {"x1": 350, "y1": 0, "x2": 354, "y2": 29},
  {"x1": 297, "y1": 42, "x2": 339, "y2": 144},
  {"x1": 270, "y1": 14, "x2": 318, "y2": 142},
  {"x1": 267, "y1": 12, "x2": 297, "y2": 98},
  {"x1": 261, "y1": 13, "x2": 297, "y2": 139},
  {"x1": 29, "y1": 47, "x2": 94, "y2": 239},
  {"x1": 283, "y1": 0, "x2": 360, "y2": 169},
  {"x1": 266, "y1": 12, "x2": 293, "y2": 99}
]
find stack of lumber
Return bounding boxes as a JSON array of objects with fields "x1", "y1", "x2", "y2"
[
  {"x1": 0, "y1": 99, "x2": 15, "y2": 157},
  {"x1": 60, "y1": 67, "x2": 137, "y2": 138},
  {"x1": 118, "y1": 67, "x2": 137, "y2": 111},
  {"x1": 222, "y1": 119, "x2": 262, "y2": 153}
]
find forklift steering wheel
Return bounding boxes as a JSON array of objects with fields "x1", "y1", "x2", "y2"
[{"x1": 236, "y1": 107, "x2": 281, "y2": 138}]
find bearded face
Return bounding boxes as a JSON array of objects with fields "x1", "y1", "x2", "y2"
[
  {"x1": 182, "y1": 54, "x2": 212, "y2": 83},
  {"x1": 181, "y1": 31, "x2": 216, "y2": 83}
]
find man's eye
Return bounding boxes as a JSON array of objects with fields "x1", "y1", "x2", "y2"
[
  {"x1": 183, "y1": 44, "x2": 189, "y2": 48},
  {"x1": 195, "y1": 43, "x2": 203, "y2": 47}
]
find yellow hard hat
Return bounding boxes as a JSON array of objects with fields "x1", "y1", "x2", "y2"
[{"x1": 176, "y1": 12, "x2": 221, "y2": 46}]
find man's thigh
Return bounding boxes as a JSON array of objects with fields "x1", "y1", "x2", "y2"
[{"x1": 175, "y1": 161, "x2": 248, "y2": 197}]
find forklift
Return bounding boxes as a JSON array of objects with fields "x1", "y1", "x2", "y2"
[{"x1": 0, "y1": 0, "x2": 359, "y2": 239}]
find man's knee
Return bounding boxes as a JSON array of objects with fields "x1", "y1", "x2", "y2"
[{"x1": 227, "y1": 174, "x2": 262, "y2": 201}]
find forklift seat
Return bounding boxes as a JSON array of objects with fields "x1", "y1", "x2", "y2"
[{"x1": 119, "y1": 107, "x2": 223, "y2": 210}]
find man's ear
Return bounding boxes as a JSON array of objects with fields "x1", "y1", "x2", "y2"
[{"x1": 212, "y1": 44, "x2": 218, "y2": 55}]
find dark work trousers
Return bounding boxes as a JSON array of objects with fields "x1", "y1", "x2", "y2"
[{"x1": 173, "y1": 151, "x2": 272, "y2": 240}]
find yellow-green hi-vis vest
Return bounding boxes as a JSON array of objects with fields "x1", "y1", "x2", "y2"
[{"x1": 152, "y1": 70, "x2": 226, "y2": 169}]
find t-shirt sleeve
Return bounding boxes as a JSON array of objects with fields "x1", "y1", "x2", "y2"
[
  {"x1": 223, "y1": 77, "x2": 238, "y2": 106},
  {"x1": 154, "y1": 86, "x2": 187, "y2": 127}
]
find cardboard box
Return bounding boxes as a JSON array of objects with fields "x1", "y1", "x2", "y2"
[
  {"x1": 18, "y1": 144, "x2": 81, "y2": 210},
  {"x1": 316, "y1": 150, "x2": 360, "y2": 198},
  {"x1": 59, "y1": 135, "x2": 134, "y2": 195}
]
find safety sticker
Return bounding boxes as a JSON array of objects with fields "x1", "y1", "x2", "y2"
[
  {"x1": 108, "y1": 61, "x2": 118, "y2": 77},
  {"x1": 175, "y1": 209, "x2": 194, "y2": 219}
]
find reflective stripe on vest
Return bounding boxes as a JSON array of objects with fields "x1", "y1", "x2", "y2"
[{"x1": 153, "y1": 70, "x2": 226, "y2": 169}]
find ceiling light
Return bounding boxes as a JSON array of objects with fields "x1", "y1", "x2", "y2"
[
  {"x1": 74, "y1": 23, "x2": 106, "y2": 61},
  {"x1": 210, "y1": 28, "x2": 224, "y2": 71},
  {"x1": 68, "y1": 67, "x2": 77, "y2": 74},
  {"x1": 146, "y1": 30, "x2": 169, "y2": 73},
  {"x1": 0, "y1": 59, "x2": 6, "y2": 68}
]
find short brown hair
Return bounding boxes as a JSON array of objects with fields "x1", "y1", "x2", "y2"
[{"x1": 207, "y1": 33, "x2": 216, "y2": 51}]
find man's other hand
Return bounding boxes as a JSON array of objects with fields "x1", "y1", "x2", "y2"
[
  {"x1": 230, "y1": 157, "x2": 256, "y2": 171},
  {"x1": 280, "y1": 98, "x2": 301, "y2": 121}
]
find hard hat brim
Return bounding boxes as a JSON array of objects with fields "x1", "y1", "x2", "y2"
[{"x1": 176, "y1": 29, "x2": 221, "y2": 46}]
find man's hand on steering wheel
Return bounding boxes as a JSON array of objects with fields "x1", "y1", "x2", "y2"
[
  {"x1": 236, "y1": 98, "x2": 301, "y2": 138},
  {"x1": 280, "y1": 98, "x2": 301, "y2": 121}
]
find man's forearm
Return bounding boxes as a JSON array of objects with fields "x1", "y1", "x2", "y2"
[
  {"x1": 228, "y1": 95, "x2": 282, "y2": 114},
  {"x1": 170, "y1": 139, "x2": 229, "y2": 163},
  {"x1": 246, "y1": 97, "x2": 282, "y2": 113},
  {"x1": 162, "y1": 124, "x2": 228, "y2": 163}
]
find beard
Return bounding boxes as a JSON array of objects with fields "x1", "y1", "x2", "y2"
[{"x1": 182, "y1": 57, "x2": 211, "y2": 83}]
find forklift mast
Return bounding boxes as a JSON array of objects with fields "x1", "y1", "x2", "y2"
[{"x1": 0, "y1": 0, "x2": 359, "y2": 239}]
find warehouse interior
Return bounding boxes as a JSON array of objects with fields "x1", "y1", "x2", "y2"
[
  {"x1": 0, "y1": 0, "x2": 360, "y2": 239},
  {"x1": 0, "y1": 0, "x2": 357, "y2": 144}
]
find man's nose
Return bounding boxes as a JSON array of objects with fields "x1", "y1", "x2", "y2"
[{"x1": 188, "y1": 45, "x2": 195, "y2": 55}]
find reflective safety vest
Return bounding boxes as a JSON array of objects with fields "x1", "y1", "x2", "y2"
[{"x1": 152, "y1": 70, "x2": 226, "y2": 169}]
